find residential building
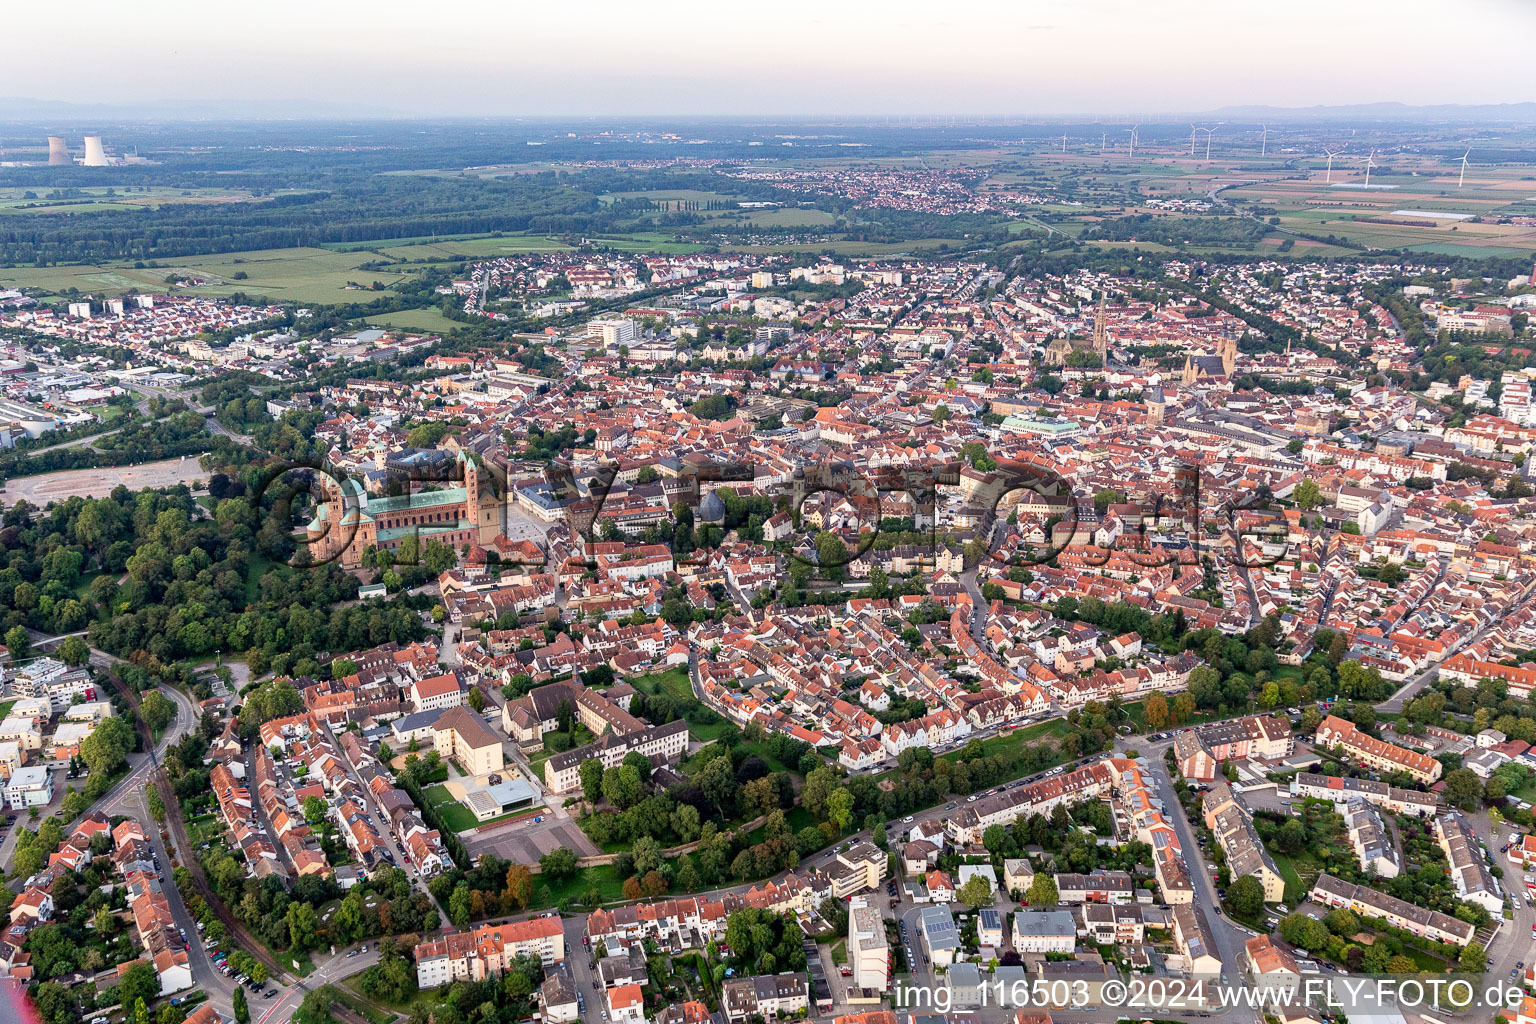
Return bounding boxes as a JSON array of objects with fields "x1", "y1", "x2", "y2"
[
  {"x1": 1011, "y1": 911, "x2": 1076, "y2": 953},
  {"x1": 1309, "y1": 874, "x2": 1475, "y2": 945},
  {"x1": 1313, "y1": 715, "x2": 1442, "y2": 784}
]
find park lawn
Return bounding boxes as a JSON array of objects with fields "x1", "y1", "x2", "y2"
[
  {"x1": 632, "y1": 667, "x2": 692, "y2": 701},
  {"x1": 628, "y1": 667, "x2": 733, "y2": 741},
  {"x1": 686, "y1": 716, "x2": 737, "y2": 742},
  {"x1": 683, "y1": 738, "x2": 793, "y2": 776},
  {"x1": 0, "y1": 700, "x2": 15, "y2": 721},
  {"x1": 934, "y1": 716, "x2": 1071, "y2": 767},
  {"x1": 526, "y1": 724, "x2": 596, "y2": 768},
  {"x1": 245, "y1": 551, "x2": 279, "y2": 604},
  {"x1": 532, "y1": 862, "x2": 628, "y2": 909}
]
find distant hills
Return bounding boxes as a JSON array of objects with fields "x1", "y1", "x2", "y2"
[
  {"x1": 0, "y1": 96, "x2": 1533, "y2": 124},
  {"x1": 1207, "y1": 101, "x2": 1536, "y2": 123}
]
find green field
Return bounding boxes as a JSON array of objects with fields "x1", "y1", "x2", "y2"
[
  {"x1": 0, "y1": 245, "x2": 411, "y2": 305},
  {"x1": 0, "y1": 185, "x2": 290, "y2": 214},
  {"x1": 372, "y1": 235, "x2": 575, "y2": 261},
  {"x1": 422, "y1": 783, "x2": 527, "y2": 833},
  {"x1": 935, "y1": 716, "x2": 1073, "y2": 767},
  {"x1": 627, "y1": 667, "x2": 737, "y2": 741},
  {"x1": 362, "y1": 307, "x2": 463, "y2": 335}
]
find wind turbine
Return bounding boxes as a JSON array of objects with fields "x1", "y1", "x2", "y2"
[
  {"x1": 1364, "y1": 149, "x2": 1376, "y2": 188},
  {"x1": 1126, "y1": 124, "x2": 1140, "y2": 158},
  {"x1": 1061, "y1": 133, "x2": 1068, "y2": 153},
  {"x1": 1458, "y1": 148, "x2": 1471, "y2": 188},
  {"x1": 1323, "y1": 147, "x2": 1340, "y2": 183},
  {"x1": 1204, "y1": 127, "x2": 1215, "y2": 161},
  {"x1": 1189, "y1": 124, "x2": 1199, "y2": 157},
  {"x1": 1259, "y1": 124, "x2": 1269, "y2": 157}
]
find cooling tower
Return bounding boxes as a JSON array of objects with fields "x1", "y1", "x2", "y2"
[
  {"x1": 82, "y1": 136, "x2": 107, "y2": 166},
  {"x1": 47, "y1": 136, "x2": 70, "y2": 165}
]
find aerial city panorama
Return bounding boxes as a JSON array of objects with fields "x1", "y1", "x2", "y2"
[{"x1": 1, "y1": 3, "x2": 1536, "y2": 1024}]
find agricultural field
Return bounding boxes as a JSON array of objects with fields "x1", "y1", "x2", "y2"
[
  {"x1": 372, "y1": 235, "x2": 573, "y2": 260},
  {"x1": 1221, "y1": 167, "x2": 1536, "y2": 256},
  {"x1": 0, "y1": 184, "x2": 295, "y2": 215},
  {"x1": 0, "y1": 245, "x2": 414, "y2": 304}
]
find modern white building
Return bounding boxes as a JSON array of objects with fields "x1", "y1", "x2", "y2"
[
  {"x1": 848, "y1": 901, "x2": 888, "y2": 992},
  {"x1": 5, "y1": 765, "x2": 53, "y2": 809},
  {"x1": 1011, "y1": 910, "x2": 1077, "y2": 954}
]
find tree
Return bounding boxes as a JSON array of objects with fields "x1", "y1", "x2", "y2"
[
  {"x1": 1279, "y1": 912, "x2": 1330, "y2": 952},
  {"x1": 450, "y1": 883, "x2": 472, "y2": 926},
  {"x1": 118, "y1": 961, "x2": 159, "y2": 1010},
  {"x1": 1442, "y1": 767, "x2": 1483, "y2": 811},
  {"x1": 632, "y1": 835, "x2": 663, "y2": 876},
  {"x1": 1323, "y1": 908, "x2": 1359, "y2": 936},
  {"x1": 1275, "y1": 818, "x2": 1307, "y2": 855},
  {"x1": 302, "y1": 794, "x2": 326, "y2": 824},
  {"x1": 1294, "y1": 478, "x2": 1323, "y2": 511},
  {"x1": 1145, "y1": 693, "x2": 1169, "y2": 730},
  {"x1": 957, "y1": 875, "x2": 995, "y2": 908},
  {"x1": 232, "y1": 987, "x2": 249, "y2": 1024},
  {"x1": 1459, "y1": 941, "x2": 1488, "y2": 973},
  {"x1": 579, "y1": 757, "x2": 603, "y2": 804},
  {"x1": 286, "y1": 900, "x2": 318, "y2": 951},
  {"x1": 827, "y1": 788, "x2": 854, "y2": 832},
  {"x1": 1226, "y1": 875, "x2": 1266, "y2": 918},
  {"x1": 140, "y1": 690, "x2": 176, "y2": 733},
  {"x1": 58, "y1": 635, "x2": 90, "y2": 666},
  {"x1": 672, "y1": 803, "x2": 701, "y2": 843},
  {"x1": 3, "y1": 626, "x2": 30, "y2": 663},
  {"x1": 540, "y1": 847, "x2": 579, "y2": 881},
  {"x1": 79, "y1": 715, "x2": 134, "y2": 775},
  {"x1": 1026, "y1": 873, "x2": 1058, "y2": 908}
]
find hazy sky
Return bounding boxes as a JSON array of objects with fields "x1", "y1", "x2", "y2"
[{"x1": 8, "y1": 0, "x2": 1534, "y2": 117}]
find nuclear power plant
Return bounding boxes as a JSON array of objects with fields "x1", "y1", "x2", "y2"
[
  {"x1": 82, "y1": 136, "x2": 108, "y2": 166},
  {"x1": 39, "y1": 135, "x2": 121, "y2": 166}
]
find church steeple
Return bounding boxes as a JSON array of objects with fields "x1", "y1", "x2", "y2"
[{"x1": 1093, "y1": 290, "x2": 1108, "y2": 369}]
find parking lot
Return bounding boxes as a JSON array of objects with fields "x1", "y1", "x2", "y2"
[
  {"x1": 0, "y1": 456, "x2": 208, "y2": 505},
  {"x1": 464, "y1": 815, "x2": 599, "y2": 863}
]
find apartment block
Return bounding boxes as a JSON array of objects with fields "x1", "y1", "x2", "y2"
[
  {"x1": 1201, "y1": 782, "x2": 1285, "y2": 903},
  {"x1": 1290, "y1": 772, "x2": 1437, "y2": 817},
  {"x1": 415, "y1": 917, "x2": 567, "y2": 988},
  {"x1": 1435, "y1": 811, "x2": 1502, "y2": 913},
  {"x1": 847, "y1": 902, "x2": 888, "y2": 992},
  {"x1": 1314, "y1": 715, "x2": 1442, "y2": 784},
  {"x1": 1309, "y1": 874, "x2": 1475, "y2": 946},
  {"x1": 1342, "y1": 797, "x2": 1401, "y2": 878}
]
